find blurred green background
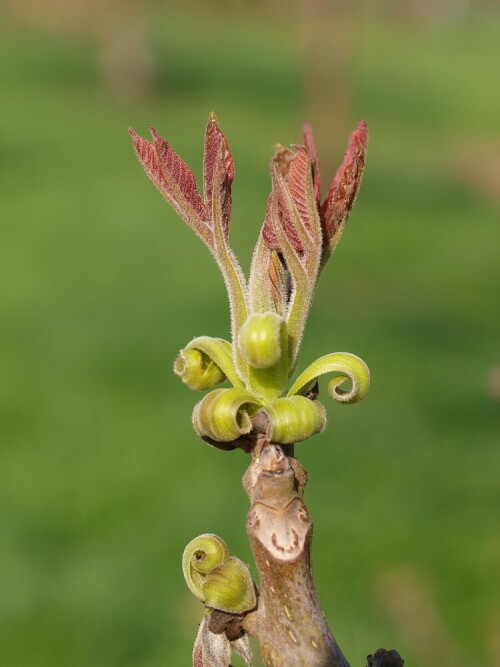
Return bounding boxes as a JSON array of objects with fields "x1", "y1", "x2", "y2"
[{"x1": 1, "y1": 1, "x2": 499, "y2": 665}]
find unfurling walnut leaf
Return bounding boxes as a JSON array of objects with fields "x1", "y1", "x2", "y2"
[
  {"x1": 261, "y1": 118, "x2": 368, "y2": 260},
  {"x1": 130, "y1": 114, "x2": 370, "y2": 445},
  {"x1": 128, "y1": 127, "x2": 210, "y2": 244},
  {"x1": 303, "y1": 120, "x2": 322, "y2": 204},
  {"x1": 321, "y1": 119, "x2": 368, "y2": 255},
  {"x1": 129, "y1": 113, "x2": 236, "y2": 245},
  {"x1": 262, "y1": 146, "x2": 315, "y2": 252},
  {"x1": 203, "y1": 112, "x2": 235, "y2": 236},
  {"x1": 130, "y1": 117, "x2": 247, "y2": 354}
]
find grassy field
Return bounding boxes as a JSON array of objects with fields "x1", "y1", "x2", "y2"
[{"x1": 1, "y1": 5, "x2": 499, "y2": 666}]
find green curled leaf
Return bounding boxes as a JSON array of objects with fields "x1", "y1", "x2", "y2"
[
  {"x1": 262, "y1": 395, "x2": 326, "y2": 444},
  {"x1": 174, "y1": 336, "x2": 243, "y2": 390},
  {"x1": 182, "y1": 533, "x2": 229, "y2": 601},
  {"x1": 192, "y1": 388, "x2": 262, "y2": 442},
  {"x1": 174, "y1": 348, "x2": 226, "y2": 391},
  {"x1": 287, "y1": 352, "x2": 370, "y2": 404}
]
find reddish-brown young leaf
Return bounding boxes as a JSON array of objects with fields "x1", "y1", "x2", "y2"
[
  {"x1": 320, "y1": 120, "x2": 368, "y2": 245},
  {"x1": 272, "y1": 144, "x2": 296, "y2": 178},
  {"x1": 268, "y1": 249, "x2": 290, "y2": 312},
  {"x1": 261, "y1": 192, "x2": 277, "y2": 249},
  {"x1": 262, "y1": 181, "x2": 303, "y2": 253},
  {"x1": 203, "y1": 113, "x2": 235, "y2": 236},
  {"x1": 303, "y1": 121, "x2": 322, "y2": 205},
  {"x1": 262, "y1": 147, "x2": 315, "y2": 253},
  {"x1": 286, "y1": 146, "x2": 315, "y2": 238},
  {"x1": 328, "y1": 119, "x2": 368, "y2": 197},
  {"x1": 262, "y1": 145, "x2": 297, "y2": 251},
  {"x1": 129, "y1": 127, "x2": 209, "y2": 241}
]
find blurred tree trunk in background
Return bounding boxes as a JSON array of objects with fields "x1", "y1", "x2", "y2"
[
  {"x1": 1, "y1": 0, "x2": 155, "y2": 101},
  {"x1": 97, "y1": 0, "x2": 155, "y2": 102},
  {"x1": 296, "y1": 0, "x2": 360, "y2": 177}
]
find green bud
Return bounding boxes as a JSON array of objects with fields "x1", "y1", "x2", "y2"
[
  {"x1": 263, "y1": 395, "x2": 326, "y2": 444},
  {"x1": 238, "y1": 312, "x2": 285, "y2": 369},
  {"x1": 203, "y1": 556, "x2": 256, "y2": 614},
  {"x1": 182, "y1": 534, "x2": 256, "y2": 614},
  {"x1": 192, "y1": 388, "x2": 262, "y2": 442},
  {"x1": 182, "y1": 533, "x2": 228, "y2": 601}
]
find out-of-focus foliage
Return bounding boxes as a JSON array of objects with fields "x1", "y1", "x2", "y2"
[{"x1": 0, "y1": 3, "x2": 498, "y2": 666}]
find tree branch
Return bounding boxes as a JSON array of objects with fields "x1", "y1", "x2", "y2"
[{"x1": 241, "y1": 438, "x2": 349, "y2": 667}]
